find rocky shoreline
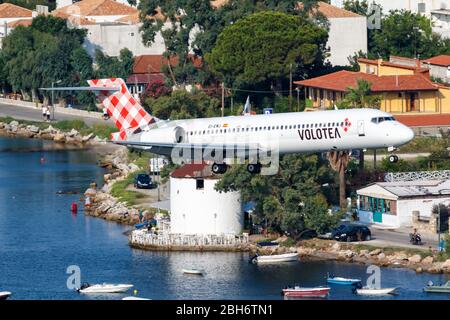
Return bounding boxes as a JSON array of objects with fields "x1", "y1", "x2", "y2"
[{"x1": 252, "y1": 238, "x2": 450, "y2": 275}]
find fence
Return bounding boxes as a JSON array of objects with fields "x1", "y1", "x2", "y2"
[{"x1": 130, "y1": 229, "x2": 249, "y2": 248}]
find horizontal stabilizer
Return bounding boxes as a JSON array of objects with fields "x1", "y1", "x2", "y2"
[{"x1": 39, "y1": 86, "x2": 120, "y2": 92}]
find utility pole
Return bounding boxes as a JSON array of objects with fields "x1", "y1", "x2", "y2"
[
  {"x1": 221, "y1": 82, "x2": 225, "y2": 117},
  {"x1": 373, "y1": 149, "x2": 377, "y2": 169},
  {"x1": 296, "y1": 87, "x2": 300, "y2": 112},
  {"x1": 289, "y1": 63, "x2": 293, "y2": 111},
  {"x1": 51, "y1": 82, "x2": 55, "y2": 121}
]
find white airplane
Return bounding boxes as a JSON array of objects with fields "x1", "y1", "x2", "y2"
[{"x1": 41, "y1": 78, "x2": 414, "y2": 174}]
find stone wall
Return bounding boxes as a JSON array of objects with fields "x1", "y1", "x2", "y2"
[{"x1": 412, "y1": 210, "x2": 438, "y2": 234}]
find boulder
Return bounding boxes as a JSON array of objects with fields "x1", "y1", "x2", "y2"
[
  {"x1": 53, "y1": 133, "x2": 66, "y2": 143},
  {"x1": 128, "y1": 163, "x2": 140, "y2": 172},
  {"x1": 27, "y1": 125, "x2": 40, "y2": 133},
  {"x1": 42, "y1": 125, "x2": 56, "y2": 134},
  {"x1": 68, "y1": 129, "x2": 79, "y2": 137},
  {"x1": 421, "y1": 256, "x2": 434, "y2": 265},
  {"x1": 427, "y1": 263, "x2": 443, "y2": 274},
  {"x1": 331, "y1": 242, "x2": 341, "y2": 251},
  {"x1": 378, "y1": 252, "x2": 386, "y2": 260},
  {"x1": 408, "y1": 254, "x2": 422, "y2": 264},
  {"x1": 82, "y1": 133, "x2": 94, "y2": 142},
  {"x1": 9, "y1": 120, "x2": 19, "y2": 127},
  {"x1": 442, "y1": 259, "x2": 450, "y2": 270},
  {"x1": 369, "y1": 248, "x2": 382, "y2": 256},
  {"x1": 415, "y1": 267, "x2": 423, "y2": 273}
]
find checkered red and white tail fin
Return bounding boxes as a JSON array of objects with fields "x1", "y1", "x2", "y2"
[{"x1": 87, "y1": 78, "x2": 155, "y2": 141}]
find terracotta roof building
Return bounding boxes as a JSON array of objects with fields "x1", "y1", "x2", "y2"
[
  {"x1": 295, "y1": 57, "x2": 450, "y2": 115},
  {"x1": 54, "y1": 0, "x2": 137, "y2": 21},
  {"x1": 127, "y1": 54, "x2": 202, "y2": 100},
  {"x1": 0, "y1": 3, "x2": 32, "y2": 19}
]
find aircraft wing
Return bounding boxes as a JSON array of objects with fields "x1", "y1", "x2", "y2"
[{"x1": 112, "y1": 140, "x2": 266, "y2": 156}]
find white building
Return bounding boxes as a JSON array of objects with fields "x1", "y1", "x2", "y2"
[
  {"x1": 313, "y1": 2, "x2": 368, "y2": 66},
  {"x1": 422, "y1": 55, "x2": 450, "y2": 83},
  {"x1": 169, "y1": 163, "x2": 244, "y2": 236},
  {"x1": 0, "y1": 3, "x2": 33, "y2": 46},
  {"x1": 357, "y1": 179, "x2": 450, "y2": 228}
]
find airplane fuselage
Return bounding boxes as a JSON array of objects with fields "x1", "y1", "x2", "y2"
[{"x1": 131, "y1": 108, "x2": 414, "y2": 157}]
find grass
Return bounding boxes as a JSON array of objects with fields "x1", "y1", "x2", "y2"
[{"x1": 110, "y1": 172, "x2": 146, "y2": 206}]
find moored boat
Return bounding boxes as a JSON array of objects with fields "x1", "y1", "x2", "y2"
[
  {"x1": 423, "y1": 281, "x2": 450, "y2": 293},
  {"x1": 0, "y1": 291, "x2": 11, "y2": 300},
  {"x1": 122, "y1": 296, "x2": 151, "y2": 300},
  {"x1": 257, "y1": 241, "x2": 279, "y2": 247},
  {"x1": 282, "y1": 286, "x2": 330, "y2": 298},
  {"x1": 326, "y1": 273, "x2": 361, "y2": 285},
  {"x1": 182, "y1": 269, "x2": 204, "y2": 275},
  {"x1": 356, "y1": 287, "x2": 397, "y2": 295},
  {"x1": 250, "y1": 253, "x2": 299, "y2": 264},
  {"x1": 77, "y1": 283, "x2": 133, "y2": 294}
]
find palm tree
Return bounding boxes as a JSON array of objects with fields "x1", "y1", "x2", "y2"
[
  {"x1": 327, "y1": 150, "x2": 350, "y2": 210},
  {"x1": 344, "y1": 79, "x2": 381, "y2": 170}
]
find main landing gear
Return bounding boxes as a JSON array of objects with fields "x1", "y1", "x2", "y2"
[
  {"x1": 388, "y1": 154, "x2": 399, "y2": 163},
  {"x1": 246, "y1": 163, "x2": 262, "y2": 174},
  {"x1": 212, "y1": 163, "x2": 228, "y2": 174}
]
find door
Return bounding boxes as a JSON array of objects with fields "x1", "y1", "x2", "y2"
[
  {"x1": 372, "y1": 198, "x2": 383, "y2": 223},
  {"x1": 406, "y1": 92, "x2": 419, "y2": 112},
  {"x1": 357, "y1": 120, "x2": 365, "y2": 136}
]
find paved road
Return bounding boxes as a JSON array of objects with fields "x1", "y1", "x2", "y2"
[
  {"x1": 0, "y1": 102, "x2": 113, "y2": 127},
  {"x1": 368, "y1": 226, "x2": 440, "y2": 250}
]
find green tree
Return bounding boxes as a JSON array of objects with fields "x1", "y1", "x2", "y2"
[
  {"x1": 1, "y1": 15, "x2": 89, "y2": 104},
  {"x1": 343, "y1": 0, "x2": 369, "y2": 16},
  {"x1": 370, "y1": 10, "x2": 450, "y2": 59},
  {"x1": 214, "y1": 154, "x2": 338, "y2": 236},
  {"x1": 206, "y1": 11, "x2": 328, "y2": 94},
  {"x1": 138, "y1": 1, "x2": 321, "y2": 87},
  {"x1": 344, "y1": 79, "x2": 381, "y2": 109},
  {"x1": 145, "y1": 89, "x2": 221, "y2": 119},
  {"x1": 94, "y1": 48, "x2": 134, "y2": 79}
]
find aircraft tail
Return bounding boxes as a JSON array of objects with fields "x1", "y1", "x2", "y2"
[{"x1": 87, "y1": 78, "x2": 155, "y2": 141}]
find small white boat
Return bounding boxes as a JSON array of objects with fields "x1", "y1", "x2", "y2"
[
  {"x1": 0, "y1": 291, "x2": 11, "y2": 300},
  {"x1": 356, "y1": 287, "x2": 397, "y2": 295},
  {"x1": 182, "y1": 269, "x2": 204, "y2": 275},
  {"x1": 78, "y1": 283, "x2": 133, "y2": 294},
  {"x1": 250, "y1": 253, "x2": 299, "y2": 264},
  {"x1": 122, "y1": 296, "x2": 151, "y2": 300}
]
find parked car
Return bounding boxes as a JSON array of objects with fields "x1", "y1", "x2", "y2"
[
  {"x1": 332, "y1": 224, "x2": 371, "y2": 242},
  {"x1": 134, "y1": 174, "x2": 155, "y2": 189}
]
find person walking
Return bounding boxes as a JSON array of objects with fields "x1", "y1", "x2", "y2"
[
  {"x1": 46, "y1": 107, "x2": 51, "y2": 121},
  {"x1": 42, "y1": 105, "x2": 48, "y2": 121}
]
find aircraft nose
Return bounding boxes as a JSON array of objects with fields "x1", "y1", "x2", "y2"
[{"x1": 402, "y1": 126, "x2": 415, "y2": 144}]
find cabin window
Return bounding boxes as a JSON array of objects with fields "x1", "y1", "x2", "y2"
[{"x1": 196, "y1": 179, "x2": 204, "y2": 190}]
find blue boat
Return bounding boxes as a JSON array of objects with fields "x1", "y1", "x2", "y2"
[
  {"x1": 134, "y1": 221, "x2": 150, "y2": 229},
  {"x1": 326, "y1": 273, "x2": 361, "y2": 286}
]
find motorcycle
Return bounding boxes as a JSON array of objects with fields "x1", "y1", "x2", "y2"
[{"x1": 409, "y1": 233, "x2": 422, "y2": 245}]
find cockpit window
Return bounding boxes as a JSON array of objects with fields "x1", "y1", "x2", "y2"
[{"x1": 371, "y1": 116, "x2": 396, "y2": 124}]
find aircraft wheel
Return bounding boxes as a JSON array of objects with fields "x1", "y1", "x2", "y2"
[
  {"x1": 247, "y1": 163, "x2": 261, "y2": 174},
  {"x1": 212, "y1": 163, "x2": 227, "y2": 174},
  {"x1": 388, "y1": 155, "x2": 398, "y2": 163}
]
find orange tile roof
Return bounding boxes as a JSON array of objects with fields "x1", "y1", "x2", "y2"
[
  {"x1": 133, "y1": 54, "x2": 202, "y2": 74},
  {"x1": 210, "y1": 0, "x2": 229, "y2": 9},
  {"x1": 294, "y1": 70, "x2": 438, "y2": 92},
  {"x1": 7, "y1": 18, "x2": 32, "y2": 27},
  {"x1": 358, "y1": 58, "x2": 423, "y2": 71},
  {"x1": 51, "y1": 11, "x2": 97, "y2": 25},
  {"x1": 54, "y1": 0, "x2": 137, "y2": 17},
  {"x1": 297, "y1": 1, "x2": 361, "y2": 18},
  {"x1": 0, "y1": 3, "x2": 32, "y2": 18},
  {"x1": 171, "y1": 163, "x2": 211, "y2": 178},
  {"x1": 422, "y1": 55, "x2": 450, "y2": 67},
  {"x1": 395, "y1": 114, "x2": 450, "y2": 127}
]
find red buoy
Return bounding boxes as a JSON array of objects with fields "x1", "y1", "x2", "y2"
[{"x1": 71, "y1": 202, "x2": 78, "y2": 213}]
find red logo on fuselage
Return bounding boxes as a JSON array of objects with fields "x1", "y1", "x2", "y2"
[{"x1": 343, "y1": 118, "x2": 351, "y2": 132}]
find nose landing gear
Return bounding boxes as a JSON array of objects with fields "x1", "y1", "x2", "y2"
[{"x1": 388, "y1": 154, "x2": 399, "y2": 163}]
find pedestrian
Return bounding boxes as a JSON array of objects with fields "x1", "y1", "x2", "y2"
[
  {"x1": 42, "y1": 105, "x2": 47, "y2": 121},
  {"x1": 85, "y1": 196, "x2": 91, "y2": 209},
  {"x1": 46, "y1": 108, "x2": 51, "y2": 121}
]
